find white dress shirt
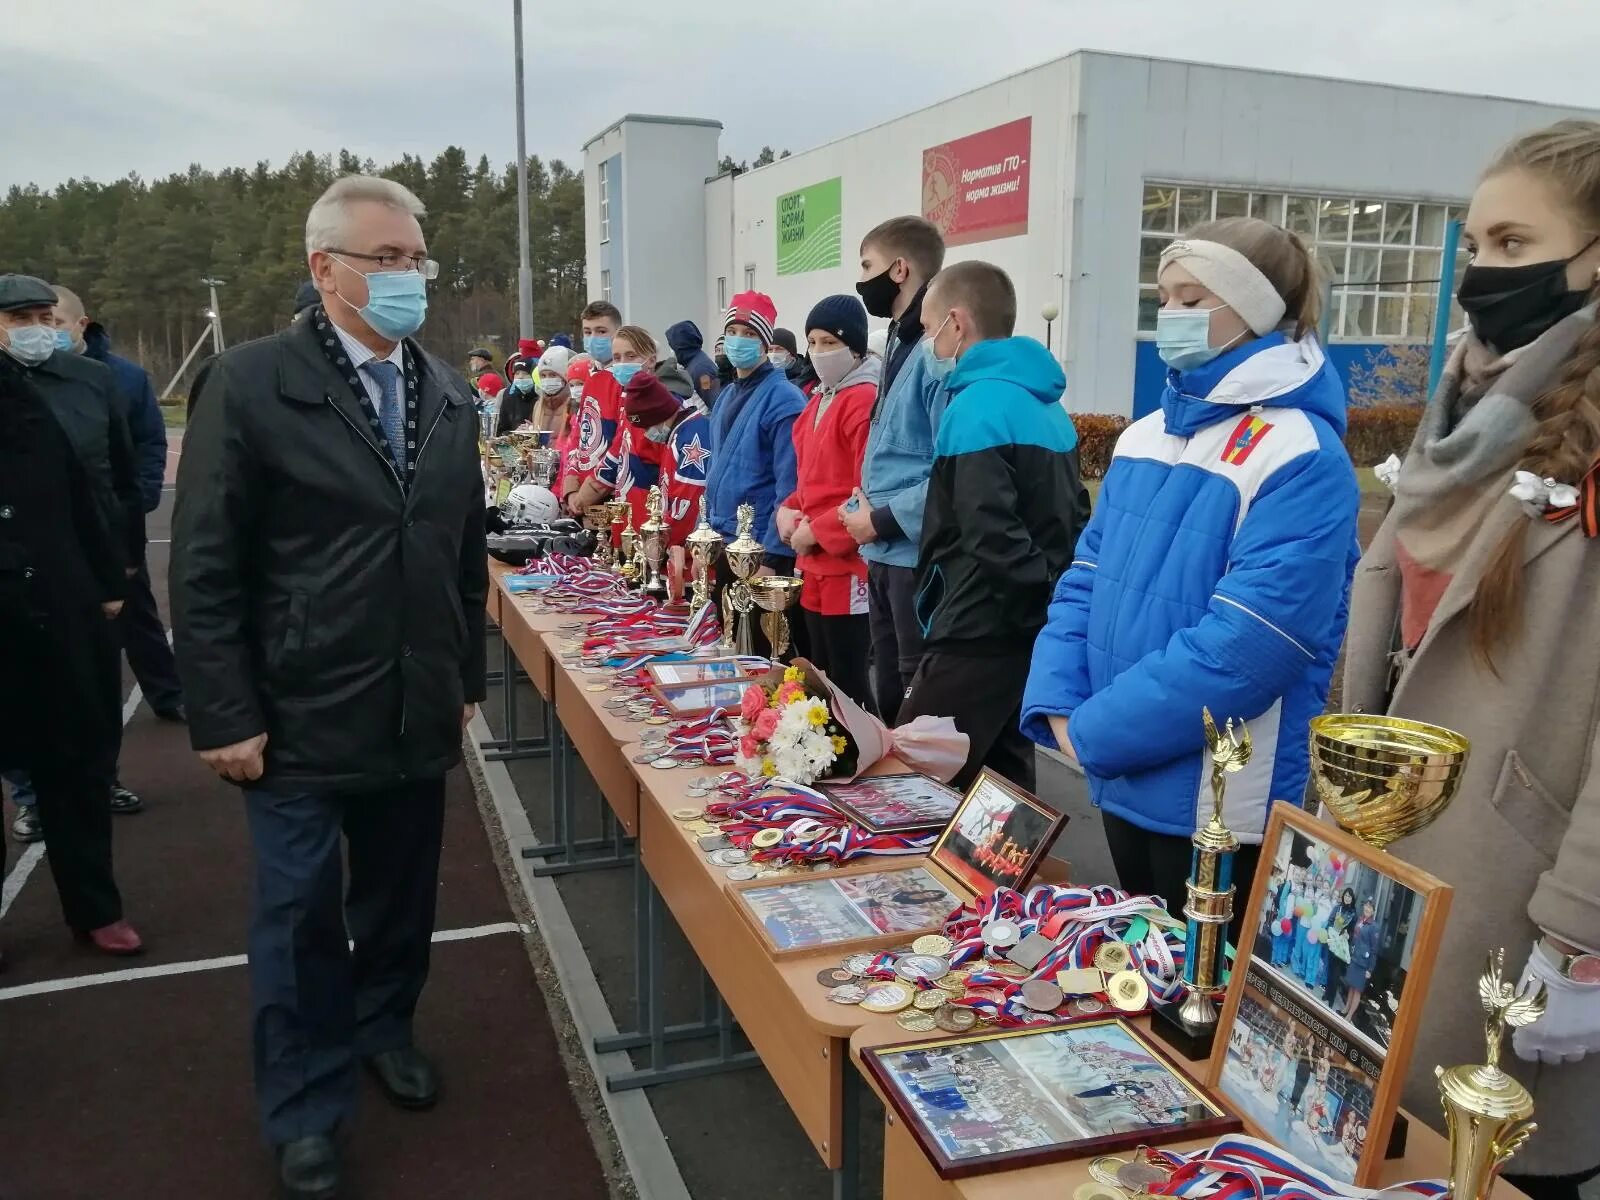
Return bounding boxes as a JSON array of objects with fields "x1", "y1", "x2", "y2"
[{"x1": 330, "y1": 321, "x2": 405, "y2": 408}]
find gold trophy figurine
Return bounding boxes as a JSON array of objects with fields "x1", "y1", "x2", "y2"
[
  {"x1": 684, "y1": 496, "x2": 724, "y2": 613},
  {"x1": 639, "y1": 485, "x2": 670, "y2": 601},
  {"x1": 617, "y1": 507, "x2": 640, "y2": 585},
  {"x1": 585, "y1": 505, "x2": 613, "y2": 569},
  {"x1": 1437, "y1": 950, "x2": 1547, "y2": 1200},
  {"x1": 750, "y1": 577, "x2": 803, "y2": 661},
  {"x1": 721, "y1": 504, "x2": 765, "y2": 653},
  {"x1": 1153, "y1": 707, "x2": 1249, "y2": 1059}
]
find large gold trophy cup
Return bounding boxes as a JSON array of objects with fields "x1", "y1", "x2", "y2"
[
  {"x1": 1436, "y1": 951, "x2": 1547, "y2": 1200},
  {"x1": 683, "y1": 496, "x2": 724, "y2": 614},
  {"x1": 721, "y1": 504, "x2": 764, "y2": 654},
  {"x1": 638, "y1": 485, "x2": 670, "y2": 602},
  {"x1": 750, "y1": 577, "x2": 803, "y2": 662},
  {"x1": 1308, "y1": 714, "x2": 1470, "y2": 850}
]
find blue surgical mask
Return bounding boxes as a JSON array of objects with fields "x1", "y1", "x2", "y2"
[
  {"x1": 610, "y1": 362, "x2": 642, "y2": 386},
  {"x1": 2, "y1": 324, "x2": 57, "y2": 366},
  {"x1": 1156, "y1": 305, "x2": 1231, "y2": 371},
  {"x1": 513, "y1": 376, "x2": 535, "y2": 393},
  {"x1": 333, "y1": 258, "x2": 427, "y2": 340},
  {"x1": 924, "y1": 314, "x2": 960, "y2": 382},
  {"x1": 585, "y1": 333, "x2": 613, "y2": 363},
  {"x1": 723, "y1": 335, "x2": 763, "y2": 370},
  {"x1": 644, "y1": 421, "x2": 673, "y2": 445},
  {"x1": 54, "y1": 328, "x2": 75, "y2": 352}
]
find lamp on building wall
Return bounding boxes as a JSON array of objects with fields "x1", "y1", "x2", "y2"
[{"x1": 1041, "y1": 302, "x2": 1060, "y2": 351}]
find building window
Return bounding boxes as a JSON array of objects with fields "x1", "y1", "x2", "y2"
[
  {"x1": 600, "y1": 269, "x2": 612, "y2": 302},
  {"x1": 599, "y1": 160, "x2": 611, "y2": 244},
  {"x1": 717, "y1": 276, "x2": 727, "y2": 309},
  {"x1": 1137, "y1": 182, "x2": 1466, "y2": 342},
  {"x1": 744, "y1": 264, "x2": 756, "y2": 291}
]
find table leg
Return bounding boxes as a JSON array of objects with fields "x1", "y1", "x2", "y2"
[
  {"x1": 482, "y1": 636, "x2": 552, "y2": 762},
  {"x1": 831, "y1": 1058, "x2": 862, "y2": 1200},
  {"x1": 527, "y1": 722, "x2": 637, "y2": 875}
]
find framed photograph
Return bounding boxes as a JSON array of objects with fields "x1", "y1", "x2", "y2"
[
  {"x1": 650, "y1": 679, "x2": 753, "y2": 718},
  {"x1": 822, "y1": 772, "x2": 962, "y2": 835},
  {"x1": 730, "y1": 864, "x2": 962, "y2": 957},
  {"x1": 645, "y1": 657, "x2": 767, "y2": 689},
  {"x1": 1207, "y1": 802, "x2": 1452, "y2": 1186},
  {"x1": 929, "y1": 769, "x2": 1067, "y2": 897},
  {"x1": 864, "y1": 1018, "x2": 1241, "y2": 1179}
]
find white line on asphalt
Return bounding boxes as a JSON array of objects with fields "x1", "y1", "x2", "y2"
[{"x1": 0, "y1": 921, "x2": 528, "y2": 1002}]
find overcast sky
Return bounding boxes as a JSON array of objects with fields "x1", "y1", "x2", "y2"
[{"x1": 6, "y1": 0, "x2": 1597, "y2": 194}]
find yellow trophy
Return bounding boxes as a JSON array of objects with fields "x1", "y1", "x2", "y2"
[
  {"x1": 1308, "y1": 714, "x2": 1470, "y2": 849},
  {"x1": 721, "y1": 504, "x2": 764, "y2": 654},
  {"x1": 1436, "y1": 950, "x2": 1546, "y2": 1200},
  {"x1": 750, "y1": 577, "x2": 803, "y2": 662},
  {"x1": 585, "y1": 504, "x2": 614, "y2": 570},
  {"x1": 638, "y1": 485, "x2": 669, "y2": 601},
  {"x1": 617, "y1": 507, "x2": 640, "y2": 586},
  {"x1": 684, "y1": 496, "x2": 724, "y2": 614}
]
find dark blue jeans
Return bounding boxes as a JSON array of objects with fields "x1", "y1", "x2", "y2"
[{"x1": 245, "y1": 777, "x2": 445, "y2": 1145}]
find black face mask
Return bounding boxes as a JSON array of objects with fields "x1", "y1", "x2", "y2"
[
  {"x1": 1457, "y1": 236, "x2": 1597, "y2": 353},
  {"x1": 855, "y1": 263, "x2": 903, "y2": 320}
]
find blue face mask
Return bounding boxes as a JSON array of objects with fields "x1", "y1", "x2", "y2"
[
  {"x1": 585, "y1": 333, "x2": 613, "y2": 364},
  {"x1": 2, "y1": 324, "x2": 57, "y2": 366},
  {"x1": 1156, "y1": 305, "x2": 1232, "y2": 371},
  {"x1": 333, "y1": 258, "x2": 427, "y2": 340},
  {"x1": 610, "y1": 362, "x2": 642, "y2": 386},
  {"x1": 54, "y1": 328, "x2": 75, "y2": 352},
  {"x1": 924, "y1": 315, "x2": 960, "y2": 382},
  {"x1": 723, "y1": 334, "x2": 764, "y2": 370},
  {"x1": 513, "y1": 376, "x2": 535, "y2": 393}
]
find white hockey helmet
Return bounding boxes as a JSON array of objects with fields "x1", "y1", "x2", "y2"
[{"x1": 501, "y1": 483, "x2": 561, "y2": 526}]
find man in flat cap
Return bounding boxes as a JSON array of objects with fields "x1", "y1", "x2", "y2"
[{"x1": 0, "y1": 273, "x2": 143, "y2": 956}]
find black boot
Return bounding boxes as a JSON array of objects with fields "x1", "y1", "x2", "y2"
[
  {"x1": 275, "y1": 1134, "x2": 340, "y2": 1200},
  {"x1": 363, "y1": 1047, "x2": 439, "y2": 1110}
]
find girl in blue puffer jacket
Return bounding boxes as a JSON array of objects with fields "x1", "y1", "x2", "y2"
[{"x1": 1022, "y1": 218, "x2": 1360, "y2": 924}]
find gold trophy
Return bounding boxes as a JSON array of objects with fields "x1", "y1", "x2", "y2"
[
  {"x1": 1153, "y1": 707, "x2": 1250, "y2": 1059},
  {"x1": 750, "y1": 577, "x2": 803, "y2": 661},
  {"x1": 638, "y1": 484, "x2": 669, "y2": 601},
  {"x1": 684, "y1": 496, "x2": 724, "y2": 614},
  {"x1": 1436, "y1": 950, "x2": 1547, "y2": 1200},
  {"x1": 617, "y1": 507, "x2": 640, "y2": 586},
  {"x1": 585, "y1": 504, "x2": 614, "y2": 570},
  {"x1": 1308, "y1": 714, "x2": 1470, "y2": 849},
  {"x1": 721, "y1": 504, "x2": 764, "y2": 654}
]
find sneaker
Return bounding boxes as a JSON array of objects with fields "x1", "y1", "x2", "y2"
[
  {"x1": 11, "y1": 807, "x2": 42, "y2": 843},
  {"x1": 109, "y1": 784, "x2": 144, "y2": 814}
]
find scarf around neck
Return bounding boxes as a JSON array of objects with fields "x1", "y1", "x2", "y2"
[{"x1": 1390, "y1": 307, "x2": 1592, "y2": 647}]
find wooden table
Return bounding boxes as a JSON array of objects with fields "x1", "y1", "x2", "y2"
[
  {"x1": 625, "y1": 740, "x2": 916, "y2": 1182},
  {"x1": 848, "y1": 1022, "x2": 1526, "y2": 1200}
]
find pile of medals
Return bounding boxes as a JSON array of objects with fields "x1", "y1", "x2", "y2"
[
  {"x1": 938, "y1": 884, "x2": 1189, "y2": 1025},
  {"x1": 705, "y1": 781, "x2": 938, "y2": 869},
  {"x1": 671, "y1": 773, "x2": 838, "y2": 882},
  {"x1": 815, "y1": 936, "x2": 995, "y2": 1034},
  {"x1": 1076, "y1": 1147, "x2": 1177, "y2": 1200}
]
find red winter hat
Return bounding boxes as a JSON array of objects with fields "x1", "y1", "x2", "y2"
[
  {"x1": 622, "y1": 371, "x2": 682, "y2": 427},
  {"x1": 723, "y1": 291, "x2": 777, "y2": 345},
  {"x1": 518, "y1": 337, "x2": 543, "y2": 360},
  {"x1": 476, "y1": 371, "x2": 506, "y2": 397}
]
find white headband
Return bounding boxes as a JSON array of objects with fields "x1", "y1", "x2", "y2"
[{"x1": 1158, "y1": 238, "x2": 1288, "y2": 336}]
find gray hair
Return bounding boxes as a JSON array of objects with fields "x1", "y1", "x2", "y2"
[{"x1": 304, "y1": 175, "x2": 427, "y2": 255}]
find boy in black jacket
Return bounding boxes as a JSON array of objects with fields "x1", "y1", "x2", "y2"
[{"x1": 899, "y1": 261, "x2": 1088, "y2": 791}]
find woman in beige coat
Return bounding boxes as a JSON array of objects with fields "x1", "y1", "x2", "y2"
[{"x1": 1342, "y1": 120, "x2": 1600, "y2": 1200}]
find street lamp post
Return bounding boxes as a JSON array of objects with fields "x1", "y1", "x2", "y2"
[
  {"x1": 1041, "y1": 302, "x2": 1060, "y2": 352},
  {"x1": 201, "y1": 276, "x2": 226, "y2": 351},
  {"x1": 512, "y1": 0, "x2": 534, "y2": 340}
]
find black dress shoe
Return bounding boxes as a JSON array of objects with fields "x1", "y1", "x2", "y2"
[
  {"x1": 152, "y1": 702, "x2": 187, "y2": 724},
  {"x1": 275, "y1": 1134, "x2": 339, "y2": 1200},
  {"x1": 363, "y1": 1047, "x2": 438, "y2": 1110}
]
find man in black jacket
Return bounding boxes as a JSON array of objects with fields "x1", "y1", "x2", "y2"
[
  {"x1": 0, "y1": 279, "x2": 143, "y2": 958},
  {"x1": 170, "y1": 175, "x2": 487, "y2": 1200}
]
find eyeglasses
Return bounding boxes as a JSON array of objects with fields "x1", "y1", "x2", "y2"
[{"x1": 328, "y1": 249, "x2": 440, "y2": 280}]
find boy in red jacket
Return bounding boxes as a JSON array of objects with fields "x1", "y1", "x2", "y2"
[
  {"x1": 563, "y1": 300, "x2": 623, "y2": 515},
  {"x1": 777, "y1": 295, "x2": 879, "y2": 709}
]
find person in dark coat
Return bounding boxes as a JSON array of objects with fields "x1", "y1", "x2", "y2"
[
  {"x1": 665, "y1": 319, "x2": 720, "y2": 405},
  {"x1": 170, "y1": 175, "x2": 487, "y2": 1200},
  {"x1": 56, "y1": 286, "x2": 185, "y2": 725},
  {"x1": 0, "y1": 277, "x2": 141, "y2": 959},
  {"x1": 1342, "y1": 899, "x2": 1381, "y2": 1020}
]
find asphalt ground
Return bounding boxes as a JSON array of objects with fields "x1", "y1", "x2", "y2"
[{"x1": 0, "y1": 437, "x2": 611, "y2": 1200}]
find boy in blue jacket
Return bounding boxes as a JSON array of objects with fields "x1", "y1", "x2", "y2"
[
  {"x1": 1021, "y1": 218, "x2": 1360, "y2": 920},
  {"x1": 838, "y1": 217, "x2": 949, "y2": 720},
  {"x1": 897, "y1": 262, "x2": 1087, "y2": 792},
  {"x1": 704, "y1": 292, "x2": 806, "y2": 653}
]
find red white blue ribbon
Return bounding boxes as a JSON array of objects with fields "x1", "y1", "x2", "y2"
[{"x1": 1147, "y1": 1135, "x2": 1444, "y2": 1200}]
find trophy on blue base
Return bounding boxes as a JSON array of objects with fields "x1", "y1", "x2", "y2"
[{"x1": 1152, "y1": 707, "x2": 1250, "y2": 1061}]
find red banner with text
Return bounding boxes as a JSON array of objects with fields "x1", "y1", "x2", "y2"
[{"x1": 921, "y1": 117, "x2": 1032, "y2": 247}]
